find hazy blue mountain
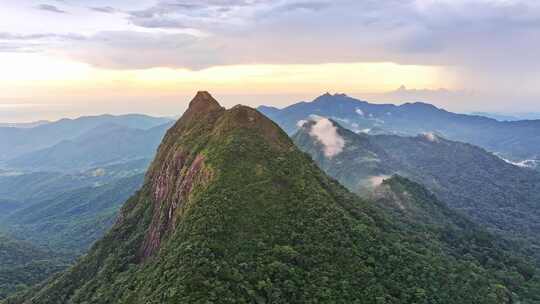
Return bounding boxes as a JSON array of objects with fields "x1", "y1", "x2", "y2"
[
  {"x1": 2, "y1": 174, "x2": 144, "y2": 253},
  {"x1": 6, "y1": 122, "x2": 172, "y2": 172},
  {"x1": 471, "y1": 112, "x2": 540, "y2": 121},
  {"x1": 0, "y1": 200, "x2": 19, "y2": 219},
  {"x1": 0, "y1": 172, "x2": 95, "y2": 205},
  {"x1": 0, "y1": 121, "x2": 49, "y2": 129},
  {"x1": 0, "y1": 126, "x2": 156, "y2": 253},
  {"x1": 294, "y1": 119, "x2": 540, "y2": 259},
  {"x1": 0, "y1": 115, "x2": 155, "y2": 252},
  {"x1": 0, "y1": 114, "x2": 173, "y2": 161},
  {"x1": 469, "y1": 112, "x2": 522, "y2": 121},
  {"x1": 0, "y1": 159, "x2": 150, "y2": 213},
  {"x1": 259, "y1": 93, "x2": 540, "y2": 165}
]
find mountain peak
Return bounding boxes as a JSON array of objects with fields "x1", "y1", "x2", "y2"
[
  {"x1": 186, "y1": 91, "x2": 223, "y2": 116},
  {"x1": 313, "y1": 92, "x2": 352, "y2": 103}
]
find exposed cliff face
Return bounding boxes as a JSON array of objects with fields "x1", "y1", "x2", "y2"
[
  {"x1": 139, "y1": 92, "x2": 223, "y2": 260},
  {"x1": 142, "y1": 152, "x2": 213, "y2": 260},
  {"x1": 138, "y1": 92, "x2": 292, "y2": 260}
]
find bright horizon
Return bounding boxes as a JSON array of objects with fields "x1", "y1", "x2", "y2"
[{"x1": 2, "y1": 1, "x2": 540, "y2": 122}]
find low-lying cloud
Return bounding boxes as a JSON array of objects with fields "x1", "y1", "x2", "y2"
[
  {"x1": 368, "y1": 175, "x2": 391, "y2": 188},
  {"x1": 422, "y1": 132, "x2": 440, "y2": 143},
  {"x1": 308, "y1": 118, "x2": 345, "y2": 158}
]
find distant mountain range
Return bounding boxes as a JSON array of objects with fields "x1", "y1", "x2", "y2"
[
  {"x1": 0, "y1": 159, "x2": 146, "y2": 204},
  {"x1": 471, "y1": 112, "x2": 540, "y2": 121},
  {"x1": 0, "y1": 115, "x2": 171, "y2": 261},
  {"x1": 2, "y1": 174, "x2": 144, "y2": 253},
  {"x1": 0, "y1": 160, "x2": 147, "y2": 299},
  {"x1": 6, "y1": 122, "x2": 172, "y2": 172},
  {"x1": 0, "y1": 120, "x2": 49, "y2": 129},
  {"x1": 0, "y1": 160, "x2": 149, "y2": 251},
  {"x1": 294, "y1": 118, "x2": 540, "y2": 260},
  {"x1": 258, "y1": 93, "x2": 540, "y2": 165},
  {"x1": 0, "y1": 114, "x2": 172, "y2": 163}
]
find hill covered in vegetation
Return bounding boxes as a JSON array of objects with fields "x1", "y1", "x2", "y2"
[
  {"x1": 2, "y1": 174, "x2": 144, "y2": 253},
  {"x1": 8, "y1": 92, "x2": 540, "y2": 303},
  {"x1": 0, "y1": 235, "x2": 69, "y2": 300},
  {"x1": 293, "y1": 118, "x2": 540, "y2": 261}
]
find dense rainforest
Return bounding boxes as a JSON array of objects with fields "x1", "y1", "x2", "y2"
[{"x1": 6, "y1": 92, "x2": 540, "y2": 304}]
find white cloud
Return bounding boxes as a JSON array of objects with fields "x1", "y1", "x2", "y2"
[
  {"x1": 422, "y1": 132, "x2": 439, "y2": 142},
  {"x1": 3, "y1": 0, "x2": 540, "y2": 109},
  {"x1": 53, "y1": 31, "x2": 224, "y2": 70},
  {"x1": 6, "y1": 0, "x2": 540, "y2": 73},
  {"x1": 333, "y1": 117, "x2": 351, "y2": 124},
  {"x1": 358, "y1": 128, "x2": 371, "y2": 134},
  {"x1": 308, "y1": 118, "x2": 345, "y2": 158},
  {"x1": 355, "y1": 108, "x2": 364, "y2": 116},
  {"x1": 308, "y1": 114, "x2": 324, "y2": 121},
  {"x1": 296, "y1": 119, "x2": 308, "y2": 127},
  {"x1": 496, "y1": 154, "x2": 540, "y2": 169},
  {"x1": 368, "y1": 175, "x2": 390, "y2": 188}
]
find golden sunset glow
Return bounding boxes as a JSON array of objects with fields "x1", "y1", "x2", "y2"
[
  {"x1": 0, "y1": 53, "x2": 451, "y2": 101},
  {"x1": 1, "y1": 0, "x2": 539, "y2": 123}
]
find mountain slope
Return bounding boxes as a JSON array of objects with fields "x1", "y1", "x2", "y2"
[
  {"x1": 2, "y1": 174, "x2": 144, "y2": 253},
  {"x1": 0, "y1": 159, "x2": 148, "y2": 207},
  {"x1": 293, "y1": 118, "x2": 540, "y2": 259},
  {"x1": 0, "y1": 161, "x2": 150, "y2": 254},
  {"x1": 370, "y1": 176, "x2": 539, "y2": 299},
  {"x1": 0, "y1": 200, "x2": 20, "y2": 219},
  {"x1": 259, "y1": 93, "x2": 540, "y2": 165},
  {"x1": 10, "y1": 92, "x2": 540, "y2": 303},
  {"x1": 6, "y1": 122, "x2": 172, "y2": 172},
  {"x1": 0, "y1": 114, "x2": 172, "y2": 161},
  {"x1": 0, "y1": 235, "x2": 69, "y2": 300}
]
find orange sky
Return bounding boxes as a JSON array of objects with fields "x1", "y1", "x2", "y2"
[
  {"x1": 2, "y1": 1, "x2": 540, "y2": 122},
  {"x1": 0, "y1": 53, "x2": 455, "y2": 121}
]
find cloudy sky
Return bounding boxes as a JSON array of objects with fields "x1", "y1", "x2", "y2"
[{"x1": 1, "y1": 0, "x2": 539, "y2": 121}]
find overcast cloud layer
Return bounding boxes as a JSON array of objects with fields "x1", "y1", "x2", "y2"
[{"x1": 2, "y1": 1, "x2": 539, "y2": 70}]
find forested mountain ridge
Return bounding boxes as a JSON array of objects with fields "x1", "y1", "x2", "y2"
[
  {"x1": 293, "y1": 118, "x2": 540, "y2": 261},
  {"x1": 0, "y1": 159, "x2": 149, "y2": 211},
  {"x1": 6, "y1": 122, "x2": 172, "y2": 172},
  {"x1": 370, "y1": 176, "x2": 540, "y2": 300},
  {"x1": 259, "y1": 93, "x2": 540, "y2": 165},
  {"x1": 0, "y1": 166, "x2": 148, "y2": 298},
  {"x1": 0, "y1": 114, "x2": 172, "y2": 162},
  {"x1": 1, "y1": 174, "x2": 144, "y2": 253},
  {"x1": 7, "y1": 92, "x2": 540, "y2": 304}
]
